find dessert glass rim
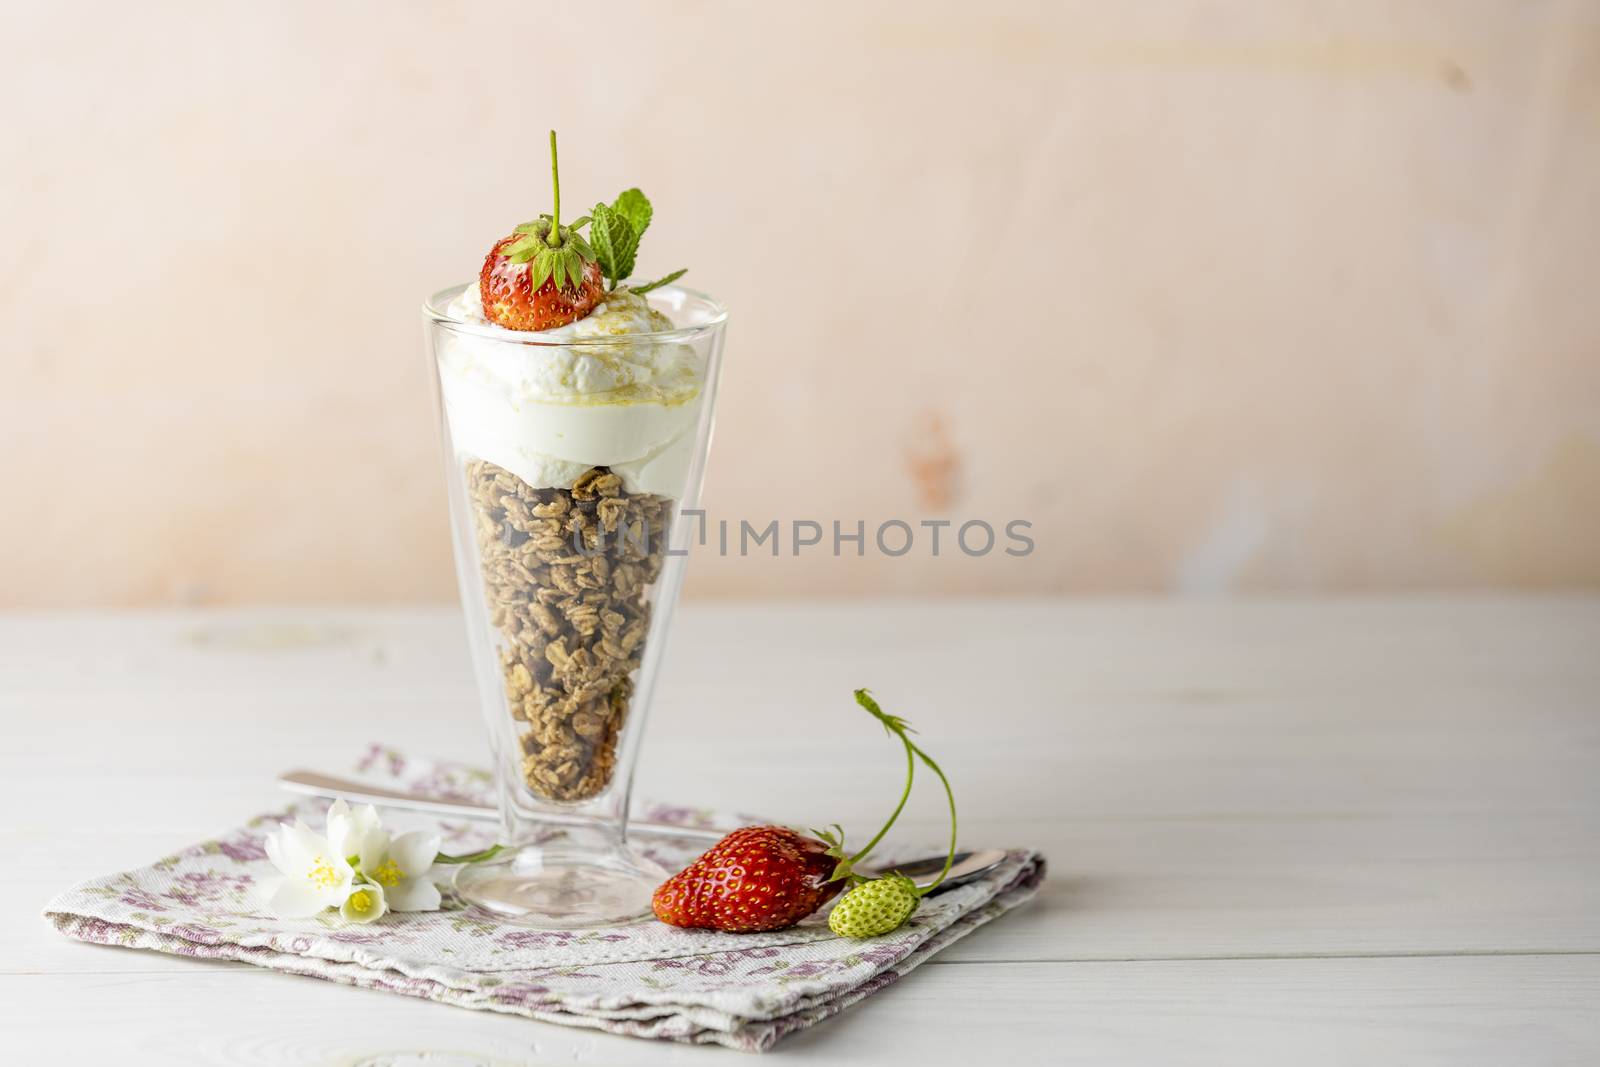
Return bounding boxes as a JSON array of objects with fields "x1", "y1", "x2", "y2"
[{"x1": 423, "y1": 282, "x2": 728, "y2": 347}]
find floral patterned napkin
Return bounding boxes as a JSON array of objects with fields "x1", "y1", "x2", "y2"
[{"x1": 44, "y1": 746, "x2": 1045, "y2": 1053}]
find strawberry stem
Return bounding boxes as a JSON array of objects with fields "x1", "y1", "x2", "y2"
[
  {"x1": 849, "y1": 689, "x2": 959, "y2": 896},
  {"x1": 434, "y1": 843, "x2": 507, "y2": 865},
  {"x1": 547, "y1": 130, "x2": 563, "y2": 247},
  {"x1": 845, "y1": 739, "x2": 915, "y2": 868},
  {"x1": 907, "y1": 739, "x2": 958, "y2": 896}
]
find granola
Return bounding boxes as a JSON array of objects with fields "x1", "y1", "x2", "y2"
[{"x1": 466, "y1": 459, "x2": 672, "y2": 802}]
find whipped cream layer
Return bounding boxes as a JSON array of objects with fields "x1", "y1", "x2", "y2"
[{"x1": 436, "y1": 285, "x2": 704, "y2": 497}]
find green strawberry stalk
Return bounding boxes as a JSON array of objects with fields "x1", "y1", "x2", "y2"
[
  {"x1": 547, "y1": 131, "x2": 565, "y2": 242},
  {"x1": 825, "y1": 689, "x2": 960, "y2": 938},
  {"x1": 495, "y1": 131, "x2": 598, "y2": 293},
  {"x1": 433, "y1": 844, "x2": 507, "y2": 865}
]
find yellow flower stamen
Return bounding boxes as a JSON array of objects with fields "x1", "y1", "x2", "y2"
[
  {"x1": 305, "y1": 856, "x2": 341, "y2": 888},
  {"x1": 348, "y1": 888, "x2": 375, "y2": 913},
  {"x1": 371, "y1": 859, "x2": 404, "y2": 887}
]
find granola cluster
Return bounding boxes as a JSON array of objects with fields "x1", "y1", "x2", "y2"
[{"x1": 466, "y1": 460, "x2": 672, "y2": 802}]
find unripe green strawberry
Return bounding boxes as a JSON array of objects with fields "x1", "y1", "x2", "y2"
[{"x1": 828, "y1": 874, "x2": 919, "y2": 938}]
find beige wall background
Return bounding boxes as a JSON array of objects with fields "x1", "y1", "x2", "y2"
[{"x1": 4, "y1": 1, "x2": 1598, "y2": 606}]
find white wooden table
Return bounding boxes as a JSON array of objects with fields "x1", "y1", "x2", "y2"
[{"x1": 3, "y1": 598, "x2": 1597, "y2": 1064}]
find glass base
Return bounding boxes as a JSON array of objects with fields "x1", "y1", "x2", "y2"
[{"x1": 453, "y1": 840, "x2": 668, "y2": 929}]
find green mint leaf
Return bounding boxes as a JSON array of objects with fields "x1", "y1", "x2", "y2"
[
  {"x1": 629, "y1": 268, "x2": 686, "y2": 296},
  {"x1": 609, "y1": 190, "x2": 648, "y2": 279},
  {"x1": 587, "y1": 204, "x2": 613, "y2": 281},
  {"x1": 614, "y1": 238, "x2": 638, "y2": 283},
  {"x1": 588, "y1": 203, "x2": 637, "y2": 287},
  {"x1": 612, "y1": 188, "x2": 652, "y2": 240}
]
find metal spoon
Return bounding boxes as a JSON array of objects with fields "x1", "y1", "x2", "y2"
[{"x1": 278, "y1": 769, "x2": 1004, "y2": 895}]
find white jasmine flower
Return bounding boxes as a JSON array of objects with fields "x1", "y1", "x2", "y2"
[
  {"x1": 339, "y1": 882, "x2": 388, "y2": 924},
  {"x1": 261, "y1": 797, "x2": 447, "y2": 921},
  {"x1": 326, "y1": 798, "x2": 382, "y2": 860},
  {"x1": 261, "y1": 820, "x2": 355, "y2": 918},
  {"x1": 358, "y1": 827, "x2": 443, "y2": 912}
]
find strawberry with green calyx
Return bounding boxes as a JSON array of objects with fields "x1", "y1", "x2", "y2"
[
  {"x1": 650, "y1": 824, "x2": 842, "y2": 933},
  {"x1": 826, "y1": 689, "x2": 960, "y2": 938},
  {"x1": 480, "y1": 131, "x2": 689, "y2": 331},
  {"x1": 480, "y1": 131, "x2": 603, "y2": 331},
  {"x1": 650, "y1": 688, "x2": 958, "y2": 936}
]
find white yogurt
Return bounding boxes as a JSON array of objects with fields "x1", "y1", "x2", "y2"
[{"x1": 435, "y1": 284, "x2": 704, "y2": 497}]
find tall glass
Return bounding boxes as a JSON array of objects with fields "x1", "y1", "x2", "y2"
[{"x1": 424, "y1": 284, "x2": 727, "y2": 927}]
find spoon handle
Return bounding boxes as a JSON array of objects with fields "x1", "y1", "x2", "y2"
[{"x1": 276, "y1": 769, "x2": 724, "y2": 842}]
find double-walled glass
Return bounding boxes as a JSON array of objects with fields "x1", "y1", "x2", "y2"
[{"x1": 424, "y1": 284, "x2": 726, "y2": 927}]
